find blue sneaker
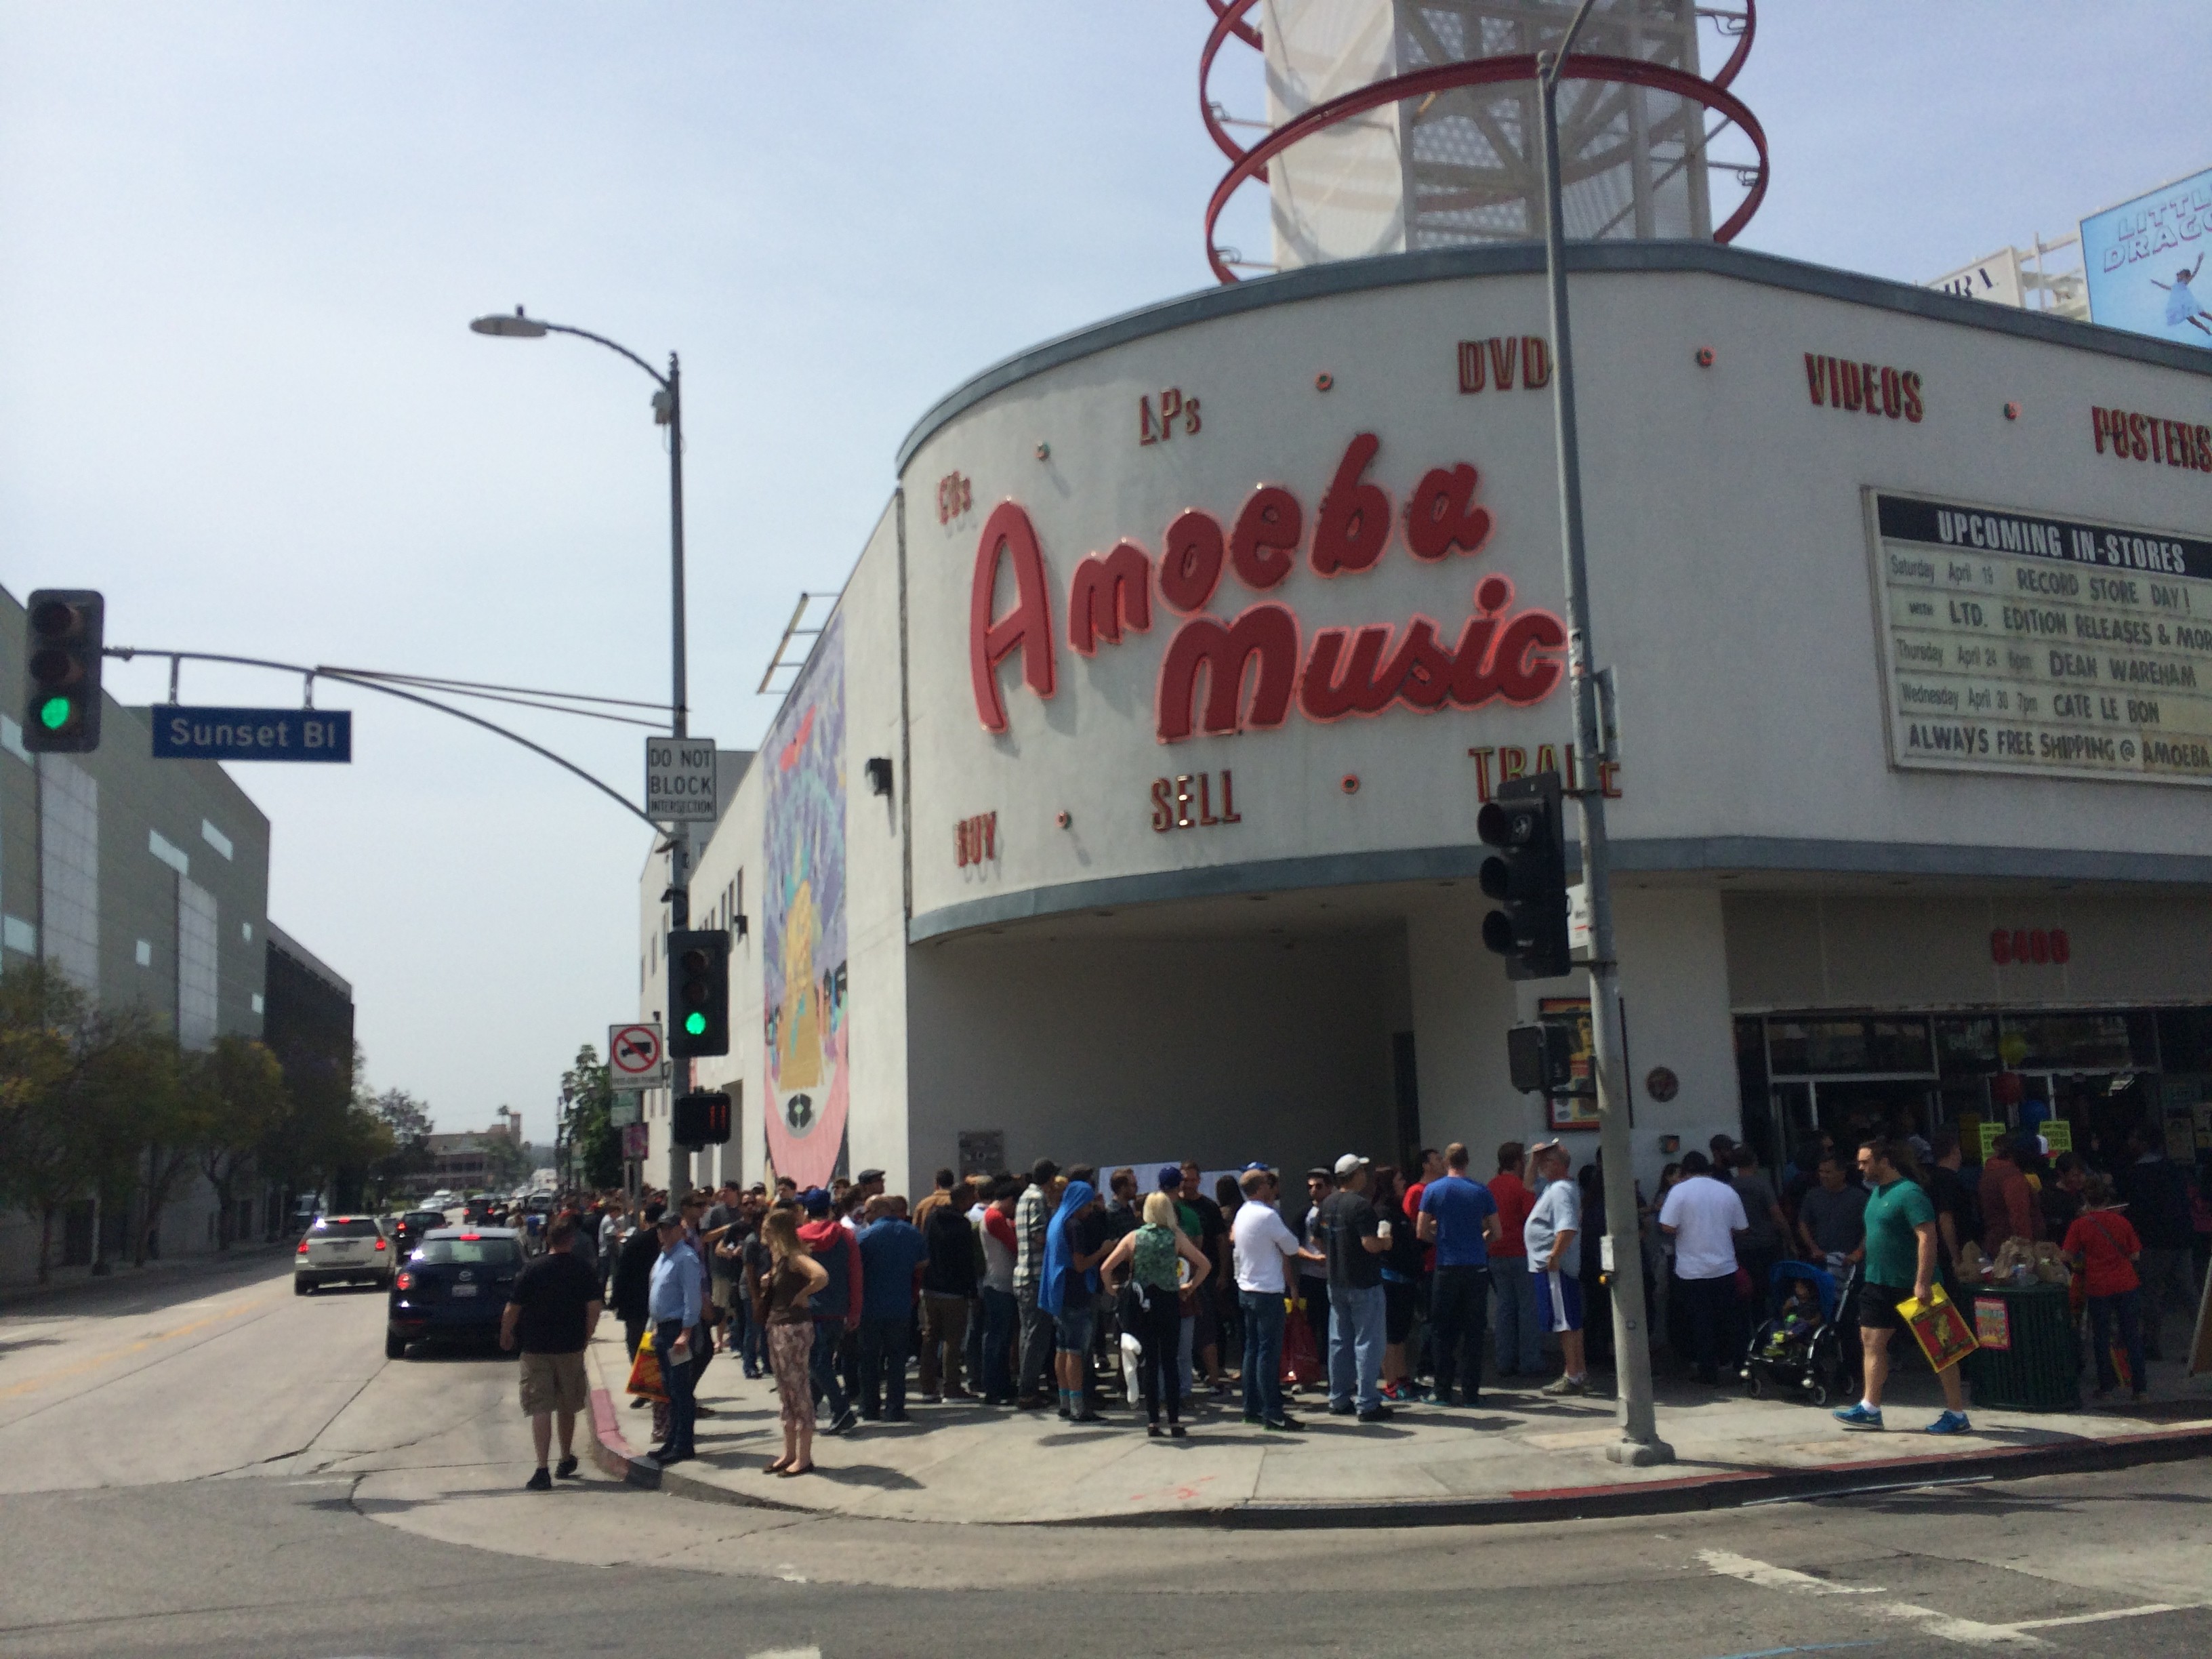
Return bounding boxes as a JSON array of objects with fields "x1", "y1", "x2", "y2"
[
  {"x1": 1832, "y1": 1402, "x2": 1884, "y2": 1430},
  {"x1": 1925, "y1": 1410, "x2": 1972, "y2": 1435}
]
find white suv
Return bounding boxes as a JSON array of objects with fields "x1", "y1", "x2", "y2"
[{"x1": 295, "y1": 1214, "x2": 393, "y2": 1293}]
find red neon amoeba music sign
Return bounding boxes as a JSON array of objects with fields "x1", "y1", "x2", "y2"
[{"x1": 967, "y1": 432, "x2": 1567, "y2": 743}]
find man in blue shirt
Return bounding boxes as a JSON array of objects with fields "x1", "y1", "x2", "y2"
[
  {"x1": 646, "y1": 1210, "x2": 704, "y2": 1464},
  {"x1": 855, "y1": 1196, "x2": 930, "y2": 1422},
  {"x1": 1416, "y1": 1143, "x2": 1502, "y2": 1406}
]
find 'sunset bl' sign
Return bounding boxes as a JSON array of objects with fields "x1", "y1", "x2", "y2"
[{"x1": 152, "y1": 706, "x2": 352, "y2": 762}]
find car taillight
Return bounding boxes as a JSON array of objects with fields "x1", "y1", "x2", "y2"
[
  {"x1": 296, "y1": 1238, "x2": 310, "y2": 1254},
  {"x1": 374, "y1": 1238, "x2": 388, "y2": 1251},
  {"x1": 396, "y1": 1271, "x2": 415, "y2": 1291},
  {"x1": 459, "y1": 1233, "x2": 480, "y2": 1241}
]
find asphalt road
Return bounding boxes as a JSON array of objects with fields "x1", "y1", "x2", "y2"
[{"x1": 2, "y1": 1256, "x2": 2209, "y2": 1658}]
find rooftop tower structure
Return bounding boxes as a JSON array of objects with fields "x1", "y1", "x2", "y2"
[{"x1": 1201, "y1": 0, "x2": 1767, "y2": 281}]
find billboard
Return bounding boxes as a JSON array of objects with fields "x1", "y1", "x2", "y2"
[
  {"x1": 1927, "y1": 247, "x2": 2024, "y2": 309},
  {"x1": 1865, "y1": 489, "x2": 2212, "y2": 790},
  {"x1": 2080, "y1": 167, "x2": 2212, "y2": 348}
]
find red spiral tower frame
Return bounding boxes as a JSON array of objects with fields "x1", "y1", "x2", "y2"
[{"x1": 1200, "y1": 0, "x2": 1767, "y2": 285}]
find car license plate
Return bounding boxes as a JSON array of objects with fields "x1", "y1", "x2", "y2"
[{"x1": 451, "y1": 1283, "x2": 477, "y2": 1297}]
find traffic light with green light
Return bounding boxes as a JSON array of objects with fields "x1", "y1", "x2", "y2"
[
  {"x1": 22, "y1": 590, "x2": 104, "y2": 754},
  {"x1": 665, "y1": 928, "x2": 730, "y2": 1057}
]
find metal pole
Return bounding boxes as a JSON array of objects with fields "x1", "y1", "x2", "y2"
[
  {"x1": 1537, "y1": 29, "x2": 1672, "y2": 1467},
  {"x1": 664, "y1": 353, "x2": 695, "y2": 1204}
]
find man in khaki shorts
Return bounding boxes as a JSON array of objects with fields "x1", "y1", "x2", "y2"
[{"x1": 501, "y1": 1214, "x2": 604, "y2": 1490}]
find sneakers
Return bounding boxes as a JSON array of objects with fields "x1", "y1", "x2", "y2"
[
  {"x1": 1832, "y1": 1402, "x2": 1885, "y2": 1430},
  {"x1": 525, "y1": 1466, "x2": 553, "y2": 1491},
  {"x1": 1242, "y1": 1413, "x2": 1265, "y2": 1426},
  {"x1": 1265, "y1": 1415, "x2": 1305, "y2": 1432},
  {"x1": 1356, "y1": 1404, "x2": 1395, "y2": 1423},
  {"x1": 554, "y1": 1454, "x2": 579, "y2": 1480},
  {"x1": 824, "y1": 1408, "x2": 858, "y2": 1436},
  {"x1": 1925, "y1": 1410, "x2": 1972, "y2": 1436},
  {"x1": 1326, "y1": 1402, "x2": 1356, "y2": 1416},
  {"x1": 1539, "y1": 1375, "x2": 1589, "y2": 1397}
]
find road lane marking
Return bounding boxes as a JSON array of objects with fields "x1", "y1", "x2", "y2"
[
  {"x1": 2009, "y1": 1603, "x2": 2189, "y2": 1631},
  {"x1": 0, "y1": 1295, "x2": 275, "y2": 1401},
  {"x1": 1700, "y1": 1549, "x2": 2060, "y2": 1648},
  {"x1": 1698, "y1": 1550, "x2": 1887, "y2": 1594},
  {"x1": 1874, "y1": 1604, "x2": 2045, "y2": 1649}
]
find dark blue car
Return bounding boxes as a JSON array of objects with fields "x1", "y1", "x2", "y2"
[{"x1": 385, "y1": 1227, "x2": 523, "y2": 1359}]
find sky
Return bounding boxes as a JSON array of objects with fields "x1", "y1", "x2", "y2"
[{"x1": 2, "y1": 3, "x2": 2207, "y2": 1142}]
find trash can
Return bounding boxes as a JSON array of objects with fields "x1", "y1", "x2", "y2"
[{"x1": 1963, "y1": 1283, "x2": 2080, "y2": 1412}]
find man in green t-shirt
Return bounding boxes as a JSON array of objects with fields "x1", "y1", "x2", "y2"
[{"x1": 1832, "y1": 1138, "x2": 1971, "y2": 1435}]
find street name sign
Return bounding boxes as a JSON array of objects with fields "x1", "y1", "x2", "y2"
[
  {"x1": 152, "y1": 706, "x2": 351, "y2": 762},
  {"x1": 645, "y1": 737, "x2": 718, "y2": 821},
  {"x1": 608, "y1": 1022, "x2": 668, "y2": 1091}
]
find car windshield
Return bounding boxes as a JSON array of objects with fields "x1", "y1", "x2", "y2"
[
  {"x1": 413, "y1": 1237, "x2": 521, "y2": 1266},
  {"x1": 405, "y1": 1212, "x2": 443, "y2": 1226},
  {"x1": 312, "y1": 1218, "x2": 382, "y2": 1238}
]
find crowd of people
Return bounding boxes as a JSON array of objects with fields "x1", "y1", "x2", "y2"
[{"x1": 485, "y1": 1120, "x2": 2207, "y2": 1483}]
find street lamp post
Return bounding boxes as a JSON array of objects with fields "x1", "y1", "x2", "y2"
[
  {"x1": 472, "y1": 307, "x2": 695, "y2": 1204},
  {"x1": 1535, "y1": 4, "x2": 1672, "y2": 1467}
]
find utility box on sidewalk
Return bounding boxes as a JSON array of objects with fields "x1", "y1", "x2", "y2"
[{"x1": 1964, "y1": 1284, "x2": 2081, "y2": 1412}]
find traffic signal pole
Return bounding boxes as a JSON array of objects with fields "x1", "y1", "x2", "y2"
[
  {"x1": 1537, "y1": 14, "x2": 1671, "y2": 1467},
  {"x1": 662, "y1": 352, "x2": 696, "y2": 1206}
]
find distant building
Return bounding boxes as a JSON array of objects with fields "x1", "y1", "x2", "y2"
[
  {"x1": 417, "y1": 1109, "x2": 523, "y2": 1193},
  {"x1": 0, "y1": 584, "x2": 291, "y2": 1285}
]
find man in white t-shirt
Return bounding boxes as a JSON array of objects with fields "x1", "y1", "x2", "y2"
[
  {"x1": 1523, "y1": 1142, "x2": 1589, "y2": 1396},
  {"x1": 1657, "y1": 1149, "x2": 1750, "y2": 1385},
  {"x1": 1231, "y1": 1164, "x2": 1323, "y2": 1431}
]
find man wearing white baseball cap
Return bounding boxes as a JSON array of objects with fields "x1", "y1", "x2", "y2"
[{"x1": 1319, "y1": 1154, "x2": 1394, "y2": 1422}]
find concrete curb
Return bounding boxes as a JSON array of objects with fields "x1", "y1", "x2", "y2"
[
  {"x1": 584, "y1": 1386, "x2": 811, "y2": 1515},
  {"x1": 581, "y1": 1380, "x2": 2212, "y2": 1530}
]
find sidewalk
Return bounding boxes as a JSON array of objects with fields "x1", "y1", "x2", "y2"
[{"x1": 583, "y1": 1334, "x2": 2212, "y2": 1527}]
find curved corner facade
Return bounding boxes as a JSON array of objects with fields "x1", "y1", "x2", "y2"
[{"x1": 651, "y1": 244, "x2": 2212, "y2": 1200}]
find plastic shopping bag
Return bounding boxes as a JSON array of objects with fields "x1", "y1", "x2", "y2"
[
  {"x1": 626, "y1": 1332, "x2": 670, "y2": 1403},
  {"x1": 1282, "y1": 1301, "x2": 1324, "y2": 1387}
]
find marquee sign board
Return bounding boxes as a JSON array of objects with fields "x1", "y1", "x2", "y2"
[{"x1": 1867, "y1": 490, "x2": 2212, "y2": 787}]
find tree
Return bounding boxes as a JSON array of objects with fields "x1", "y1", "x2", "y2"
[
  {"x1": 365, "y1": 1086, "x2": 434, "y2": 1204},
  {"x1": 560, "y1": 1045, "x2": 623, "y2": 1190},
  {"x1": 188, "y1": 1037, "x2": 289, "y2": 1248},
  {"x1": 0, "y1": 962, "x2": 175, "y2": 1281}
]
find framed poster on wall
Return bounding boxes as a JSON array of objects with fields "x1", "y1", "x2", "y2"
[{"x1": 1540, "y1": 998, "x2": 1600, "y2": 1130}]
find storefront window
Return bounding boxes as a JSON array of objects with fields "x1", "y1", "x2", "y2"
[
  {"x1": 2154, "y1": 1007, "x2": 2212, "y2": 1073},
  {"x1": 1936, "y1": 1017, "x2": 1998, "y2": 1078},
  {"x1": 1767, "y1": 1016, "x2": 1933, "y2": 1077},
  {"x1": 2001, "y1": 1012, "x2": 2148, "y2": 1073}
]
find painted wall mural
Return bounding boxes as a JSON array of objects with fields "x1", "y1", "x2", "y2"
[{"x1": 762, "y1": 609, "x2": 848, "y2": 1189}]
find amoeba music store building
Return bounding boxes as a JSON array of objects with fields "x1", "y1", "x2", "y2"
[{"x1": 649, "y1": 242, "x2": 2212, "y2": 1203}]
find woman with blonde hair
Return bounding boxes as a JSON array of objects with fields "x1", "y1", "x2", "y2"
[
  {"x1": 1100, "y1": 1191, "x2": 1211, "y2": 1437},
  {"x1": 760, "y1": 1204, "x2": 828, "y2": 1475}
]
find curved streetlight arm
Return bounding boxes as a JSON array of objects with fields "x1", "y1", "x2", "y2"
[
  {"x1": 106, "y1": 646, "x2": 663, "y2": 832},
  {"x1": 532, "y1": 320, "x2": 669, "y2": 389}
]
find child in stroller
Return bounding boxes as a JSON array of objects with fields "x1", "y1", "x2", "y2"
[{"x1": 1742, "y1": 1259, "x2": 1861, "y2": 1406}]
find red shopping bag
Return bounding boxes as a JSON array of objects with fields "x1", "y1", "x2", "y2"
[{"x1": 1282, "y1": 1301, "x2": 1324, "y2": 1387}]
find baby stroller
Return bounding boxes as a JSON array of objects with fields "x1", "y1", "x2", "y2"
[{"x1": 1742, "y1": 1259, "x2": 1861, "y2": 1407}]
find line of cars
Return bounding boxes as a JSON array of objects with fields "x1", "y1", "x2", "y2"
[{"x1": 293, "y1": 1202, "x2": 529, "y2": 1361}]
